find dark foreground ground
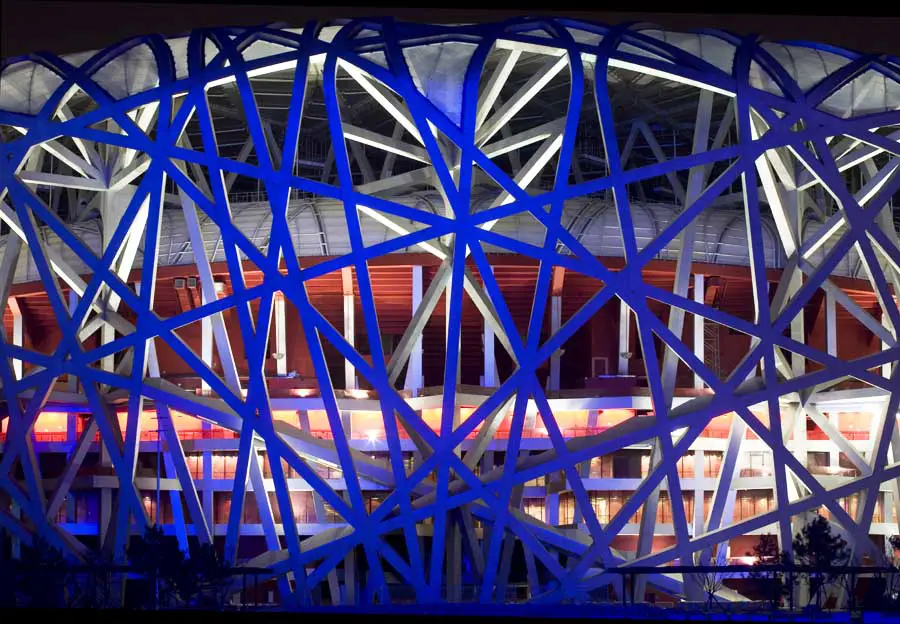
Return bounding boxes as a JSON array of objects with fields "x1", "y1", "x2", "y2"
[{"x1": 0, "y1": 606, "x2": 891, "y2": 623}]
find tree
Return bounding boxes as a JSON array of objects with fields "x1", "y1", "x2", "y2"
[
  {"x1": 68, "y1": 550, "x2": 116, "y2": 609},
  {"x1": 183, "y1": 541, "x2": 232, "y2": 609},
  {"x1": 747, "y1": 534, "x2": 791, "y2": 610},
  {"x1": 792, "y1": 514, "x2": 850, "y2": 609},
  {"x1": 882, "y1": 535, "x2": 900, "y2": 609},
  {"x1": 17, "y1": 537, "x2": 69, "y2": 608},
  {"x1": 127, "y1": 525, "x2": 188, "y2": 608},
  {"x1": 127, "y1": 527, "x2": 233, "y2": 610},
  {"x1": 696, "y1": 569, "x2": 726, "y2": 610}
]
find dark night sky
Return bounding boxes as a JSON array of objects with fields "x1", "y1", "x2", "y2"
[{"x1": 1, "y1": 1, "x2": 900, "y2": 59}]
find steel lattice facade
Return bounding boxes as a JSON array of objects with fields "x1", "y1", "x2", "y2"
[{"x1": 2, "y1": 16, "x2": 900, "y2": 607}]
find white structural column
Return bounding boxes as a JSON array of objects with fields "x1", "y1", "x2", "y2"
[
  {"x1": 883, "y1": 308, "x2": 893, "y2": 378},
  {"x1": 98, "y1": 191, "x2": 121, "y2": 549},
  {"x1": 66, "y1": 289, "x2": 79, "y2": 524},
  {"x1": 274, "y1": 291, "x2": 287, "y2": 377},
  {"x1": 201, "y1": 310, "x2": 213, "y2": 394},
  {"x1": 693, "y1": 449, "x2": 705, "y2": 535},
  {"x1": 693, "y1": 274, "x2": 704, "y2": 389},
  {"x1": 405, "y1": 266, "x2": 424, "y2": 393},
  {"x1": 483, "y1": 265, "x2": 498, "y2": 388},
  {"x1": 8, "y1": 290, "x2": 22, "y2": 558},
  {"x1": 9, "y1": 297, "x2": 22, "y2": 380},
  {"x1": 342, "y1": 267, "x2": 356, "y2": 390},
  {"x1": 549, "y1": 267, "x2": 564, "y2": 392},
  {"x1": 181, "y1": 193, "x2": 242, "y2": 394},
  {"x1": 618, "y1": 298, "x2": 630, "y2": 376},
  {"x1": 826, "y1": 292, "x2": 840, "y2": 469},
  {"x1": 826, "y1": 291, "x2": 838, "y2": 358}
]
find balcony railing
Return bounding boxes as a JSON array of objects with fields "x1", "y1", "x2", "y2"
[
  {"x1": 808, "y1": 464, "x2": 861, "y2": 477},
  {"x1": 807, "y1": 429, "x2": 869, "y2": 441},
  {"x1": 8, "y1": 424, "x2": 872, "y2": 446},
  {"x1": 739, "y1": 467, "x2": 773, "y2": 478}
]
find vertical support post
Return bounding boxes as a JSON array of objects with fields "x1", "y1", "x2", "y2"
[
  {"x1": 67, "y1": 290, "x2": 79, "y2": 458},
  {"x1": 446, "y1": 406, "x2": 463, "y2": 602},
  {"x1": 829, "y1": 411, "x2": 840, "y2": 469},
  {"x1": 549, "y1": 267, "x2": 565, "y2": 392},
  {"x1": 693, "y1": 449, "x2": 705, "y2": 536},
  {"x1": 405, "y1": 265, "x2": 423, "y2": 393},
  {"x1": 98, "y1": 223, "x2": 115, "y2": 545},
  {"x1": 693, "y1": 274, "x2": 705, "y2": 389},
  {"x1": 342, "y1": 267, "x2": 356, "y2": 390},
  {"x1": 203, "y1": 442, "x2": 213, "y2": 528},
  {"x1": 481, "y1": 451, "x2": 494, "y2": 561},
  {"x1": 826, "y1": 292, "x2": 837, "y2": 358},
  {"x1": 101, "y1": 321, "x2": 115, "y2": 375},
  {"x1": 883, "y1": 308, "x2": 893, "y2": 378},
  {"x1": 343, "y1": 491, "x2": 356, "y2": 606},
  {"x1": 64, "y1": 289, "x2": 80, "y2": 524},
  {"x1": 790, "y1": 284, "x2": 805, "y2": 379},
  {"x1": 9, "y1": 297, "x2": 22, "y2": 380},
  {"x1": 201, "y1": 309, "x2": 213, "y2": 394},
  {"x1": 549, "y1": 293, "x2": 562, "y2": 391},
  {"x1": 484, "y1": 311, "x2": 496, "y2": 387},
  {"x1": 10, "y1": 501, "x2": 20, "y2": 559},
  {"x1": 446, "y1": 272, "x2": 461, "y2": 386},
  {"x1": 299, "y1": 409, "x2": 341, "y2": 603},
  {"x1": 545, "y1": 493, "x2": 559, "y2": 526},
  {"x1": 274, "y1": 291, "x2": 287, "y2": 377},
  {"x1": 618, "y1": 298, "x2": 630, "y2": 376}
]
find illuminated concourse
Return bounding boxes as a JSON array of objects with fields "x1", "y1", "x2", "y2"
[{"x1": 2, "y1": 16, "x2": 900, "y2": 607}]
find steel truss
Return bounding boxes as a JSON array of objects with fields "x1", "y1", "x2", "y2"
[{"x1": 2, "y1": 16, "x2": 900, "y2": 608}]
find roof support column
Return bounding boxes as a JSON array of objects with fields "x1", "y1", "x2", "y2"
[
  {"x1": 693, "y1": 449, "x2": 705, "y2": 536},
  {"x1": 201, "y1": 308, "x2": 212, "y2": 394},
  {"x1": 549, "y1": 267, "x2": 564, "y2": 392},
  {"x1": 618, "y1": 298, "x2": 630, "y2": 376},
  {"x1": 405, "y1": 265, "x2": 424, "y2": 393},
  {"x1": 446, "y1": 408, "x2": 462, "y2": 602},
  {"x1": 65, "y1": 289, "x2": 78, "y2": 391},
  {"x1": 298, "y1": 407, "x2": 341, "y2": 604},
  {"x1": 883, "y1": 308, "x2": 893, "y2": 378},
  {"x1": 484, "y1": 275, "x2": 497, "y2": 388},
  {"x1": 693, "y1": 274, "x2": 704, "y2": 390},
  {"x1": 342, "y1": 267, "x2": 356, "y2": 390},
  {"x1": 9, "y1": 298, "x2": 22, "y2": 381},
  {"x1": 826, "y1": 291, "x2": 837, "y2": 358},
  {"x1": 274, "y1": 292, "x2": 287, "y2": 377}
]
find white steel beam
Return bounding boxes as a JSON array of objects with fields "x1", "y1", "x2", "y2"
[
  {"x1": 618, "y1": 298, "x2": 630, "y2": 376},
  {"x1": 693, "y1": 274, "x2": 705, "y2": 389},
  {"x1": 476, "y1": 55, "x2": 568, "y2": 146},
  {"x1": 274, "y1": 291, "x2": 287, "y2": 377},
  {"x1": 342, "y1": 267, "x2": 356, "y2": 390},
  {"x1": 9, "y1": 297, "x2": 22, "y2": 380},
  {"x1": 404, "y1": 265, "x2": 424, "y2": 393},
  {"x1": 181, "y1": 191, "x2": 243, "y2": 394}
]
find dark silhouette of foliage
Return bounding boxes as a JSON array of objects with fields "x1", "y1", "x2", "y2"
[
  {"x1": 127, "y1": 525, "x2": 186, "y2": 608},
  {"x1": 746, "y1": 534, "x2": 791, "y2": 610},
  {"x1": 127, "y1": 526, "x2": 232, "y2": 609},
  {"x1": 696, "y1": 569, "x2": 726, "y2": 610},
  {"x1": 67, "y1": 550, "x2": 116, "y2": 609},
  {"x1": 792, "y1": 514, "x2": 850, "y2": 609},
  {"x1": 880, "y1": 534, "x2": 900, "y2": 609},
  {"x1": 17, "y1": 536, "x2": 68, "y2": 608}
]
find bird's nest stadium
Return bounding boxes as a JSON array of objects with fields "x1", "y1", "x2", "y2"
[{"x1": 2, "y1": 15, "x2": 900, "y2": 608}]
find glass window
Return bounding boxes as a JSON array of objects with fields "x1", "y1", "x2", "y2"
[
  {"x1": 186, "y1": 453, "x2": 203, "y2": 479},
  {"x1": 677, "y1": 452, "x2": 694, "y2": 478},
  {"x1": 559, "y1": 492, "x2": 575, "y2": 525},
  {"x1": 523, "y1": 498, "x2": 545, "y2": 523},
  {"x1": 705, "y1": 452, "x2": 723, "y2": 478}
]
